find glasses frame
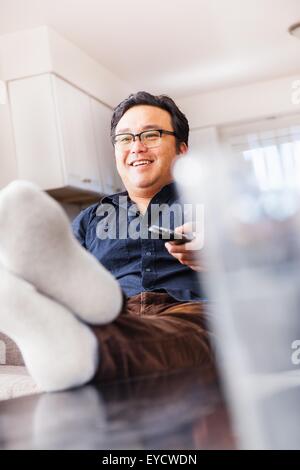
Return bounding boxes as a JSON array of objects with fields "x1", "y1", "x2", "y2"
[{"x1": 112, "y1": 129, "x2": 177, "y2": 148}]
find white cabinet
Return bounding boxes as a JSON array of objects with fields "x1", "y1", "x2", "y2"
[
  {"x1": 53, "y1": 77, "x2": 102, "y2": 193},
  {"x1": 0, "y1": 97, "x2": 18, "y2": 189},
  {"x1": 9, "y1": 74, "x2": 65, "y2": 190},
  {"x1": 9, "y1": 73, "x2": 123, "y2": 196},
  {"x1": 90, "y1": 97, "x2": 124, "y2": 194}
]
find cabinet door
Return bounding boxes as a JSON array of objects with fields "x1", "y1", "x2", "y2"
[
  {"x1": 90, "y1": 97, "x2": 124, "y2": 194},
  {"x1": 53, "y1": 76, "x2": 103, "y2": 193},
  {"x1": 0, "y1": 96, "x2": 18, "y2": 189},
  {"x1": 9, "y1": 74, "x2": 64, "y2": 189}
]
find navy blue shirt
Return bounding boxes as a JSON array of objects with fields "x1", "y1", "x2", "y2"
[{"x1": 72, "y1": 182, "x2": 205, "y2": 301}]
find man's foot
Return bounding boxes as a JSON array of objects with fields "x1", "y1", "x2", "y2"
[
  {"x1": 0, "y1": 181, "x2": 122, "y2": 324},
  {"x1": 0, "y1": 265, "x2": 98, "y2": 391}
]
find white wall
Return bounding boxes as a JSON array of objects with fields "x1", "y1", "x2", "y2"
[
  {"x1": 48, "y1": 28, "x2": 131, "y2": 108},
  {"x1": 0, "y1": 26, "x2": 51, "y2": 81},
  {"x1": 177, "y1": 73, "x2": 300, "y2": 130},
  {"x1": 0, "y1": 26, "x2": 131, "y2": 108}
]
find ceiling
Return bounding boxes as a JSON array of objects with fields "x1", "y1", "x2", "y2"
[{"x1": 0, "y1": 0, "x2": 300, "y2": 98}]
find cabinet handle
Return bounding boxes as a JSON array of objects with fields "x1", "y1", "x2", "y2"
[{"x1": 81, "y1": 178, "x2": 92, "y2": 183}]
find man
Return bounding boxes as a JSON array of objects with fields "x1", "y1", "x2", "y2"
[{"x1": 0, "y1": 92, "x2": 215, "y2": 392}]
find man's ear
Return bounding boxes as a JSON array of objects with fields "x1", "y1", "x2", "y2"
[{"x1": 178, "y1": 142, "x2": 188, "y2": 155}]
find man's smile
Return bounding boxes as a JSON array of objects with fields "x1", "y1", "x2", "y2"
[{"x1": 129, "y1": 159, "x2": 154, "y2": 168}]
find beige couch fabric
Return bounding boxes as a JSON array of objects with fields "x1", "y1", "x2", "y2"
[
  {"x1": 0, "y1": 366, "x2": 41, "y2": 401},
  {"x1": 0, "y1": 332, "x2": 24, "y2": 366}
]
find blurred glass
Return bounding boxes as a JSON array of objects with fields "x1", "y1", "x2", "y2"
[{"x1": 174, "y1": 128, "x2": 300, "y2": 449}]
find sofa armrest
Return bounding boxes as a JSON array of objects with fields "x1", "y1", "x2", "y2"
[
  {"x1": 0, "y1": 332, "x2": 24, "y2": 366},
  {"x1": 0, "y1": 366, "x2": 42, "y2": 401}
]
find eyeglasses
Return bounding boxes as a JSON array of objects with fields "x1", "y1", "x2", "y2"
[{"x1": 112, "y1": 129, "x2": 177, "y2": 150}]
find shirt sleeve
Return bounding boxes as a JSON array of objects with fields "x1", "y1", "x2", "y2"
[{"x1": 71, "y1": 203, "x2": 98, "y2": 248}]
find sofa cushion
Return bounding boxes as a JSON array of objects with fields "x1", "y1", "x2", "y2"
[
  {"x1": 0, "y1": 332, "x2": 24, "y2": 366},
  {"x1": 0, "y1": 366, "x2": 41, "y2": 401}
]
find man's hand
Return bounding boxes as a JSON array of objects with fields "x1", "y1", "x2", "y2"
[{"x1": 165, "y1": 222, "x2": 206, "y2": 272}]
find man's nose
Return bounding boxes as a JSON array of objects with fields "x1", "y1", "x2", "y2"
[{"x1": 130, "y1": 137, "x2": 147, "y2": 153}]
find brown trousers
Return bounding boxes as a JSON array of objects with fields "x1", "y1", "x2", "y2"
[
  {"x1": 91, "y1": 292, "x2": 216, "y2": 383},
  {"x1": 0, "y1": 292, "x2": 216, "y2": 384}
]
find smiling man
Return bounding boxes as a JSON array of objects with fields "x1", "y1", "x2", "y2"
[
  {"x1": 0, "y1": 92, "x2": 216, "y2": 392},
  {"x1": 113, "y1": 103, "x2": 187, "y2": 214}
]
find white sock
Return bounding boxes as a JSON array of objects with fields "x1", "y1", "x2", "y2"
[
  {"x1": 0, "y1": 265, "x2": 99, "y2": 392},
  {"x1": 0, "y1": 180, "x2": 122, "y2": 325}
]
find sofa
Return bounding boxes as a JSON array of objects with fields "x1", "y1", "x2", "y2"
[{"x1": 0, "y1": 332, "x2": 41, "y2": 401}]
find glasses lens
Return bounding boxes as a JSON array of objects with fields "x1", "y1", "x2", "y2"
[
  {"x1": 114, "y1": 134, "x2": 133, "y2": 147},
  {"x1": 114, "y1": 130, "x2": 162, "y2": 149},
  {"x1": 141, "y1": 130, "x2": 161, "y2": 147}
]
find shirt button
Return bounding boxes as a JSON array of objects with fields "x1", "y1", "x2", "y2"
[
  {"x1": 146, "y1": 251, "x2": 151, "y2": 256},
  {"x1": 145, "y1": 268, "x2": 151, "y2": 272}
]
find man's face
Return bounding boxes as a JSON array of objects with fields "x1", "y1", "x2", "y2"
[{"x1": 114, "y1": 105, "x2": 186, "y2": 195}]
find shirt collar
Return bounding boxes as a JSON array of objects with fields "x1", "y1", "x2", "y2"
[{"x1": 100, "y1": 182, "x2": 179, "y2": 208}]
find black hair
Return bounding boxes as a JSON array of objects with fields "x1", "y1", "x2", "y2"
[{"x1": 111, "y1": 91, "x2": 189, "y2": 152}]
